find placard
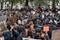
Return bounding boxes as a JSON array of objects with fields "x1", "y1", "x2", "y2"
[{"x1": 23, "y1": 38, "x2": 41, "y2": 40}]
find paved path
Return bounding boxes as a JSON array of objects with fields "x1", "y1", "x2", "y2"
[{"x1": 52, "y1": 30, "x2": 60, "y2": 40}]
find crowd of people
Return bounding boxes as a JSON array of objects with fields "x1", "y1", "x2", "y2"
[{"x1": 0, "y1": 5, "x2": 60, "y2": 40}]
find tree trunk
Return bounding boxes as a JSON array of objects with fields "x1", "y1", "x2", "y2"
[
  {"x1": 25, "y1": 0, "x2": 29, "y2": 6},
  {"x1": 52, "y1": 0, "x2": 55, "y2": 12},
  {"x1": 11, "y1": 1, "x2": 13, "y2": 9},
  {"x1": 1, "y1": 2, "x2": 3, "y2": 10}
]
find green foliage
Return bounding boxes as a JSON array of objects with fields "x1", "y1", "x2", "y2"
[
  {"x1": 30, "y1": 0, "x2": 34, "y2": 2},
  {"x1": 2, "y1": 0, "x2": 59, "y2": 5},
  {"x1": 55, "y1": 0, "x2": 59, "y2": 5},
  {"x1": 4, "y1": 0, "x2": 24, "y2": 4}
]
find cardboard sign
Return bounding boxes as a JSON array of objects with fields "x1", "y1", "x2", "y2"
[{"x1": 43, "y1": 25, "x2": 49, "y2": 32}]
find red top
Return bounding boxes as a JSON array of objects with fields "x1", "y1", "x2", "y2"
[{"x1": 0, "y1": 32, "x2": 3, "y2": 37}]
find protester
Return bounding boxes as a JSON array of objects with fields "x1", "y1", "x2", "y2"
[
  {"x1": 0, "y1": 32, "x2": 4, "y2": 40},
  {"x1": 0, "y1": 2, "x2": 60, "y2": 40}
]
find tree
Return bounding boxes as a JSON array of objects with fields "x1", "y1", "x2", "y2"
[
  {"x1": 52, "y1": 0, "x2": 59, "y2": 12},
  {"x1": 2, "y1": 0, "x2": 59, "y2": 9},
  {"x1": 0, "y1": 0, "x2": 4, "y2": 10}
]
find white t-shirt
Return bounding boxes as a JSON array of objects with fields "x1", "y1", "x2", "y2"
[
  {"x1": 42, "y1": 14, "x2": 44, "y2": 19},
  {"x1": 0, "y1": 36, "x2": 4, "y2": 40},
  {"x1": 49, "y1": 20, "x2": 53, "y2": 23}
]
